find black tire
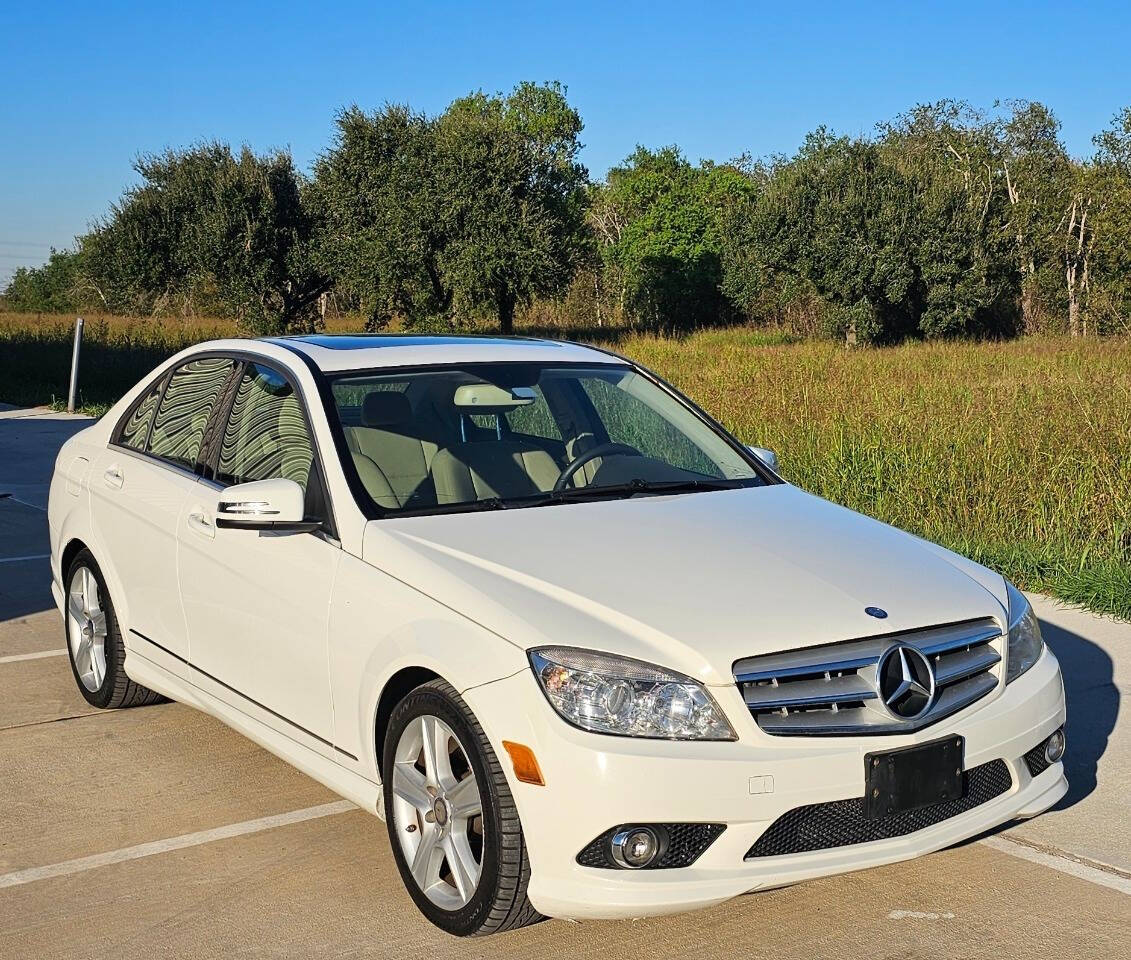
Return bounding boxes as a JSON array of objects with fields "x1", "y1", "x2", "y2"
[
  {"x1": 64, "y1": 549, "x2": 163, "y2": 709},
  {"x1": 382, "y1": 679, "x2": 543, "y2": 936}
]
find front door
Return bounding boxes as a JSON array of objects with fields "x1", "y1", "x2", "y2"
[{"x1": 177, "y1": 361, "x2": 340, "y2": 745}]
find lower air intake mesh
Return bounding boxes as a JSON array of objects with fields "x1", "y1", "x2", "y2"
[
  {"x1": 746, "y1": 759, "x2": 1012, "y2": 859},
  {"x1": 577, "y1": 823, "x2": 726, "y2": 869},
  {"x1": 1023, "y1": 741, "x2": 1052, "y2": 778}
]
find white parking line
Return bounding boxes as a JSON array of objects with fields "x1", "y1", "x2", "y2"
[
  {"x1": 888, "y1": 909, "x2": 956, "y2": 920},
  {"x1": 0, "y1": 553, "x2": 50, "y2": 564},
  {"x1": 0, "y1": 800, "x2": 356, "y2": 890},
  {"x1": 0, "y1": 649, "x2": 67, "y2": 664},
  {"x1": 0, "y1": 496, "x2": 47, "y2": 512},
  {"x1": 981, "y1": 835, "x2": 1131, "y2": 895}
]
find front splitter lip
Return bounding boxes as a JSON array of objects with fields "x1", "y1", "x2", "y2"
[{"x1": 527, "y1": 767, "x2": 1068, "y2": 920}]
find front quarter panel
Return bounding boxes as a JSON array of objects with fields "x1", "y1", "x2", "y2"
[{"x1": 328, "y1": 546, "x2": 528, "y2": 781}]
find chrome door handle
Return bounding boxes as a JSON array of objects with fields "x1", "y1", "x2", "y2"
[
  {"x1": 102, "y1": 466, "x2": 124, "y2": 489},
  {"x1": 187, "y1": 511, "x2": 215, "y2": 540}
]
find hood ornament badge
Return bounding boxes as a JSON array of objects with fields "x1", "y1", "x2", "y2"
[{"x1": 864, "y1": 606, "x2": 888, "y2": 619}]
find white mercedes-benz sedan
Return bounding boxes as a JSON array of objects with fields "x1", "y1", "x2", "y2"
[{"x1": 47, "y1": 334, "x2": 1067, "y2": 936}]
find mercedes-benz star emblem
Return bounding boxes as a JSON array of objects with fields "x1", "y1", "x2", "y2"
[{"x1": 877, "y1": 644, "x2": 936, "y2": 720}]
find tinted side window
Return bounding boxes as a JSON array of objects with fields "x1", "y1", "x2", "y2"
[
  {"x1": 217, "y1": 364, "x2": 314, "y2": 492},
  {"x1": 118, "y1": 381, "x2": 162, "y2": 451},
  {"x1": 147, "y1": 357, "x2": 235, "y2": 469}
]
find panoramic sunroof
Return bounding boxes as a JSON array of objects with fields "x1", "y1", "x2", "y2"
[{"x1": 286, "y1": 334, "x2": 547, "y2": 350}]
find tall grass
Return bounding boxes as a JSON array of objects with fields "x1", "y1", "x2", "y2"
[
  {"x1": 0, "y1": 311, "x2": 358, "y2": 411},
  {"x1": 0, "y1": 313, "x2": 232, "y2": 413},
  {"x1": 2, "y1": 312, "x2": 1128, "y2": 618}
]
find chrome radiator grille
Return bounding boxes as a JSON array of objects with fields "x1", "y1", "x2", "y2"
[{"x1": 733, "y1": 618, "x2": 1002, "y2": 736}]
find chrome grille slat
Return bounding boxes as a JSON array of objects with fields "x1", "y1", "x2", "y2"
[
  {"x1": 734, "y1": 618, "x2": 1002, "y2": 736},
  {"x1": 733, "y1": 636, "x2": 889, "y2": 683},
  {"x1": 743, "y1": 675, "x2": 877, "y2": 710},
  {"x1": 932, "y1": 646, "x2": 1001, "y2": 686},
  {"x1": 916, "y1": 626, "x2": 1001, "y2": 656},
  {"x1": 759, "y1": 705, "x2": 885, "y2": 734},
  {"x1": 931, "y1": 670, "x2": 999, "y2": 716}
]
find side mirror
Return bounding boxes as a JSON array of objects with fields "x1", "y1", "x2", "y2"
[
  {"x1": 215, "y1": 478, "x2": 320, "y2": 532},
  {"x1": 748, "y1": 445, "x2": 779, "y2": 473}
]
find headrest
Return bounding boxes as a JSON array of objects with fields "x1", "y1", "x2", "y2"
[{"x1": 361, "y1": 391, "x2": 412, "y2": 428}]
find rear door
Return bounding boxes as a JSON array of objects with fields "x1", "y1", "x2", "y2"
[
  {"x1": 91, "y1": 356, "x2": 237, "y2": 661},
  {"x1": 177, "y1": 360, "x2": 341, "y2": 746}
]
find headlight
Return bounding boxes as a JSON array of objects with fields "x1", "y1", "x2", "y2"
[
  {"x1": 1005, "y1": 581, "x2": 1044, "y2": 683},
  {"x1": 528, "y1": 646, "x2": 737, "y2": 740}
]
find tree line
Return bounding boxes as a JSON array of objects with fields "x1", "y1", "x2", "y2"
[{"x1": 6, "y1": 84, "x2": 1131, "y2": 342}]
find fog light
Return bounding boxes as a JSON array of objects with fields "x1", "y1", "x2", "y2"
[
  {"x1": 1044, "y1": 728, "x2": 1066, "y2": 764},
  {"x1": 611, "y1": 827, "x2": 659, "y2": 869}
]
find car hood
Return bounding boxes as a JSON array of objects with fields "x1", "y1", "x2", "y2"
[{"x1": 363, "y1": 485, "x2": 1008, "y2": 687}]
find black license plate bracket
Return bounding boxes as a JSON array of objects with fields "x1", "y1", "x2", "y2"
[{"x1": 864, "y1": 735, "x2": 964, "y2": 819}]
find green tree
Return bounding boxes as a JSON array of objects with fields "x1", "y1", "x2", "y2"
[
  {"x1": 310, "y1": 105, "x2": 448, "y2": 330},
  {"x1": 593, "y1": 146, "x2": 753, "y2": 332},
  {"x1": 2, "y1": 249, "x2": 85, "y2": 312},
  {"x1": 879, "y1": 101, "x2": 1017, "y2": 338},
  {"x1": 998, "y1": 101, "x2": 1072, "y2": 332},
  {"x1": 1089, "y1": 106, "x2": 1131, "y2": 333},
  {"x1": 434, "y1": 81, "x2": 589, "y2": 333},
  {"x1": 312, "y1": 82, "x2": 588, "y2": 333},
  {"x1": 83, "y1": 143, "x2": 327, "y2": 333},
  {"x1": 723, "y1": 131, "x2": 919, "y2": 343}
]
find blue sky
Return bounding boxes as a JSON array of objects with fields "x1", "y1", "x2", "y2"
[{"x1": 3, "y1": 0, "x2": 1130, "y2": 283}]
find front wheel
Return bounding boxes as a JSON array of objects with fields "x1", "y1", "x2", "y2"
[{"x1": 382, "y1": 679, "x2": 542, "y2": 936}]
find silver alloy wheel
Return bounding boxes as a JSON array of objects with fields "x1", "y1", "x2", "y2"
[
  {"x1": 67, "y1": 565, "x2": 108, "y2": 693},
  {"x1": 391, "y1": 714, "x2": 484, "y2": 910}
]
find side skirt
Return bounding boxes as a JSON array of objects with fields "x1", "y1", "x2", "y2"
[{"x1": 125, "y1": 645, "x2": 383, "y2": 819}]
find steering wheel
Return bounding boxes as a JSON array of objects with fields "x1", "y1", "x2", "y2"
[{"x1": 553, "y1": 442, "x2": 641, "y2": 492}]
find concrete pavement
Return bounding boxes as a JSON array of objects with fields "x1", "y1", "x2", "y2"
[
  {"x1": 1, "y1": 405, "x2": 1128, "y2": 958},
  {"x1": 1006, "y1": 596, "x2": 1130, "y2": 876}
]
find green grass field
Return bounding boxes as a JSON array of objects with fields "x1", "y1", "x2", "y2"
[{"x1": 3, "y1": 312, "x2": 1128, "y2": 619}]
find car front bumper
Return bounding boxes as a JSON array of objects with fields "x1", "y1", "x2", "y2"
[{"x1": 463, "y1": 646, "x2": 1066, "y2": 920}]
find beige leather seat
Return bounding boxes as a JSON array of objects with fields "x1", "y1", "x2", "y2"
[
  {"x1": 347, "y1": 392, "x2": 439, "y2": 507},
  {"x1": 351, "y1": 451, "x2": 398, "y2": 509},
  {"x1": 431, "y1": 440, "x2": 561, "y2": 504}
]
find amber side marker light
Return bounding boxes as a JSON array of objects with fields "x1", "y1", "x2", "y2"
[{"x1": 502, "y1": 741, "x2": 545, "y2": 786}]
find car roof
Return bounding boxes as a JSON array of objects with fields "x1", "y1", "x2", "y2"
[{"x1": 262, "y1": 334, "x2": 622, "y2": 373}]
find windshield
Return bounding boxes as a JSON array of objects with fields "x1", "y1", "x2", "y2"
[{"x1": 328, "y1": 362, "x2": 769, "y2": 516}]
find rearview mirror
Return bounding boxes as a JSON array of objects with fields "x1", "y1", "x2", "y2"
[
  {"x1": 748, "y1": 446, "x2": 779, "y2": 473},
  {"x1": 453, "y1": 383, "x2": 535, "y2": 408},
  {"x1": 215, "y1": 478, "x2": 320, "y2": 532}
]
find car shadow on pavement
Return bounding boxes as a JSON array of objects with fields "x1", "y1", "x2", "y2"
[
  {"x1": 1039, "y1": 618, "x2": 1118, "y2": 809},
  {"x1": 0, "y1": 407, "x2": 93, "y2": 621}
]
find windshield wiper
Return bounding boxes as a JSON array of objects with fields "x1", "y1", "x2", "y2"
[
  {"x1": 534, "y1": 477, "x2": 746, "y2": 506},
  {"x1": 389, "y1": 482, "x2": 745, "y2": 518},
  {"x1": 391, "y1": 496, "x2": 510, "y2": 517}
]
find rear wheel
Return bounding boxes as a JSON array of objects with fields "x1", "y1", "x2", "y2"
[
  {"x1": 382, "y1": 679, "x2": 542, "y2": 936},
  {"x1": 64, "y1": 549, "x2": 162, "y2": 709}
]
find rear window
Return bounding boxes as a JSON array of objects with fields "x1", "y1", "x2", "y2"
[{"x1": 147, "y1": 357, "x2": 236, "y2": 469}]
